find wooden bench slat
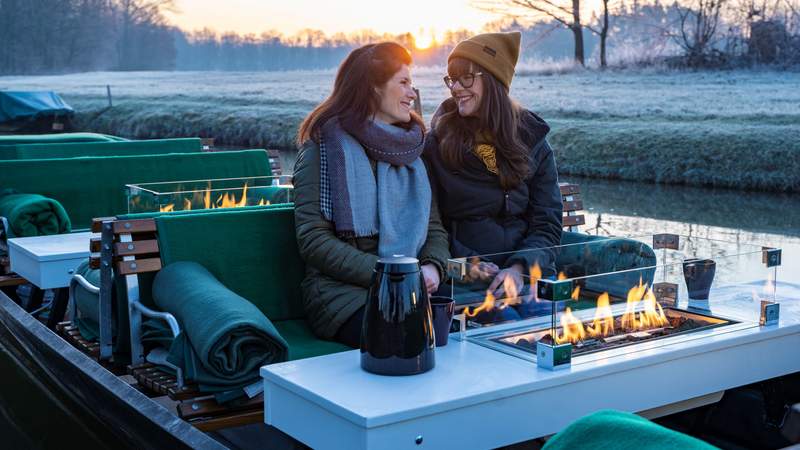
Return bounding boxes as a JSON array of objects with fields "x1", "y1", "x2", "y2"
[
  {"x1": 559, "y1": 183, "x2": 580, "y2": 195},
  {"x1": 191, "y1": 410, "x2": 264, "y2": 432},
  {"x1": 563, "y1": 199, "x2": 583, "y2": 212},
  {"x1": 0, "y1": 273, "x2": 28, "y2": 287},
  {"x1": 563, "y1": 215, "x2": 586, "y2": 227},
  {"x1": 90, "y1": 238, "x2": 102, "y2": 252},
  {"x1": 116, "y1": 257, "x2": 161, "y2": 275},
  {"x1": 112, "y1": 219, "x2": 156, "y2": 234},
  {"x1": 91, "y1": 217, "x2": 116, "y2": 233},
  {"x1": 114, "y1": 239, "x2": 159, "y2": 257},
  {"x1": 178, "y1": 394, "x2": 263, "y2": 420}
]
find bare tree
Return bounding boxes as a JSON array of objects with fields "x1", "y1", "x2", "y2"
[
  {"x1": 586, "y1": 0, "x2": 613, "y2": 67},
  {"x1": 473, "y1": 0, "x2": 589, "y2": 65},
  {"x1": 668, "y1": 0, "x2": 728, "y2": 65},
  {"x1": 114, "y1": 0, "x2": 175, "y2": 69}
]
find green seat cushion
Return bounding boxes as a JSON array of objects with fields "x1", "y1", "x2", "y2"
[
  {"x1": 556, "y1": 232, "x2": 657, "y2": 298},
  {"x1": 155, "y1": 206, "x2": 304, "y2": 322},
  {"x1": 274, "y1": 319, "x2": 351, "y2": 361},
  {"x1": 0, "y1": 132, "x2": 125, "y2": 146},
  {"x1": 0, "y1": 149, "x2": 272, "y2": 230},
  {"x1": 543, "y1": 409, "x2": 717, "y2": 450},
  {"x1": 1, "y1": 138, "x2": 202, "y2": 161}
]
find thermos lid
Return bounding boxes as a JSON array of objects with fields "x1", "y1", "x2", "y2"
[{"x1": 375, "y1": 255, "x2": 420, "y2": 274}]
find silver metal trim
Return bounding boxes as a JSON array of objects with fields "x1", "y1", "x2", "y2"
[
  {"x1": 98, "y1": 220, "x2": 114, "y2": 360},
  {"x1": 132, "y1": 302, "x2": 181, "y2": 338}
]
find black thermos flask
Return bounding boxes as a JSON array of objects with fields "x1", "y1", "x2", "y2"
[{"x1": 360, "y1": 256, "x2": 435, "y2": 375}]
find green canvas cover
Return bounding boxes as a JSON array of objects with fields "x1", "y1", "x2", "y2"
[
  {"x1": 0, "y1": 138, "x2": 202, "y2": 161},
  {"x1": 0, "y1": 149, "x2": 272, "y2": 230},
  {"x1": 0, "y1": 91, "x2": 73, "y2": 123},
  {"x1": 542, "y1": 410, "x2": 717, "y2": 450},
  {"x1": 0, "y1": 132, "x2": 125, "y2": 146},
  {"x1": 155, "y1": 207, "x2": 306, "y2": 322}
]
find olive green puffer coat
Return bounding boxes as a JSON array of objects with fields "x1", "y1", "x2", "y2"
[{"x1": 293, "y1": 140, "x2": 450, "y2": 340}]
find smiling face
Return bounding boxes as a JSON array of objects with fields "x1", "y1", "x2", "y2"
[
  {"x1": 448, "y1": 59, "x2": 484, "y2": 117},
  {"x1": 374, "y1": 64, "x2": 416, "y2": 124}
]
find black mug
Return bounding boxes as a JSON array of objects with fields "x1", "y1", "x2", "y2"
[
  {"x1": 682, "y1": 258, "x2": 716, "y2": 300},
  {"x1": 429, "y1": 296, "x2": 455, "y2": 347}
]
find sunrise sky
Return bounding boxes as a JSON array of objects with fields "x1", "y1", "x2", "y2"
[{"x1": 166, "y1": 0, "x2": 499, "y2": 43}]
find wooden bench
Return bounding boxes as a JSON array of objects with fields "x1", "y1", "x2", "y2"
[
  {"x1": 52, "y1": 216, "x2": 262, "y2": 430},
  {"x1": 560, "y1": 182, "x2": 585, "y2": 231}
]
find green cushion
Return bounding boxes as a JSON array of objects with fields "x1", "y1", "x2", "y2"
[
  {"x1": 0, "y1": 132, "x2": 125, "y2": 146},
  {"x1": 71, "y1": 260, "x2": 132, "y2": 360},
  {"x1": 0, "y1": 192, "x2": 71, "y2": 237},
  {"x1": 0, "y1": 149, "x2": 272, "y2": 230},
  {"x1": 1, "y1": 138, "x2": 202, "y2": 161},
  {"x1": 274, "y1": 319, "x2": 351, "y2": 361},
  {"x1": 556, "y1": 232, "x2": 657, "y2": 298},
  {"x1": 542, "y1": 409, "x2": 717, "y2": 450},
  {"x1": 153, "y1": 261, "x2": 288, "y2": 391},
  {"x1": 155, "y1": 207, "x2": 305, "y2": 322}
]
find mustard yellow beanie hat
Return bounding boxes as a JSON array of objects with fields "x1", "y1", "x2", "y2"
[{"x1": 448, "y1": 31, "x2": 521, "y2": 89}]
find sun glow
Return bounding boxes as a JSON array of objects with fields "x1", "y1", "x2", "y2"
[{"x1": 413, "y1": 33, "x2": 435, "y2": 50}]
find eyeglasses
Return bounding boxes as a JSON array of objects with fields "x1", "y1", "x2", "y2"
[{"x1": 443, "y1": 72, "x2": 483, "y2": 89}]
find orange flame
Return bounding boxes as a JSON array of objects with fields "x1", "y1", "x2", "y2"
[
  {"x1": 157, "y1": 182, "x2": 270, "y2": 212},
  {"x1": 464, "y1": 290, "x2": 496, "y2": 318},
  {"x1": 555, "y1": 307, "x2": 586, "y2": 344},
  {"x1": 500, "y1": 275, "x2": 520, "y2": 308},
  {"x1": 557, "y1": 271, "x2": 567, "y2": 281},
  {"x1": 586, "y1": 292, "x2": 614, "y2": 337},
  {"x1": 621, "y1": 279, "x2": 668, "y2": 331},
  {"x1": 529, "y1": 263, "x2": 542, "y2": 282}
]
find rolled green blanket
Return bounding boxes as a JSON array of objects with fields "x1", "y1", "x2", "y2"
[
  {"x1": 152, "y1": 261, "x2": 288, "y2": 392},
  {"x1": 0, "y1": 191, "x2": 71, "y2": 237},
  {"x1": 543, "y1": 410, "x2": 717, "y2": 450}
]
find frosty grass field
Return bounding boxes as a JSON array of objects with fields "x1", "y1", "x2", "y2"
[{"x1": 2, "y1": 68, "x2": 799, "y2": 191}]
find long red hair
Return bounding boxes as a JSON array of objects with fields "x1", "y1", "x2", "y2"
[{"x1": 297, "y1": 42, "x2": 424, "y2": 146}]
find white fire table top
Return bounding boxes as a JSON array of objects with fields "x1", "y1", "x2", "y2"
[{"x1": 261, "y1": 282, "x2": 800, "y2": 450}]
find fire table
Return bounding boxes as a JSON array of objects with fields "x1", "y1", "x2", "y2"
[
  {"x1": 125, "y1": 175, "x2": 293, "y2": 213},
  {"x1": 261, "y1": 234, "x2": 799, "y2": 449}
]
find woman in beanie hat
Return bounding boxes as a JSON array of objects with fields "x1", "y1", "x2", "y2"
[
  {"x1": 423, "y1": 32, "x2": 563, "y2": 320},
  {"x1": 293, "y1": 42, "x2": 449, "y2": 347}
]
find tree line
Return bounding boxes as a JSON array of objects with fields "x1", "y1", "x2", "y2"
[
  {"x1": 1, "y1": 0, "x2": 798, "y2": 75},
  {"x1": 0, "y1": 0, "x2": 176, "y2": 74}
]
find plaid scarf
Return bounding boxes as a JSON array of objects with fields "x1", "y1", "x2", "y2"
[{"x1": 319, "y1": 117, "x2": 430, "y2": 258}]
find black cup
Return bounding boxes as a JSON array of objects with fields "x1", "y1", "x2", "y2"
[
  {"x1": 429, "y1": 296, "x2": 455, "y2": 347},
  {"x1": 682, "y1": 258, "x2": 716, "y2": 300}
]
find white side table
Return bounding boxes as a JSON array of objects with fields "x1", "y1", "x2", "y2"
[{"x1": 8, "y1": 231, "x2": 94, "y2": 326}]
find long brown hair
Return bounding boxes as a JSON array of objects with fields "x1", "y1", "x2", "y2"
[
  {"x1": 297, "y1": 42, "x2": 424, "y2": 146},
  {"x1": 434, "y1": 58, "x2": 530, "y2": 189}
]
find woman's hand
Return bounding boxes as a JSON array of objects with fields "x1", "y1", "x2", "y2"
[
  {"x1": 487, "y1": 264, "x2": 524, "y2": 302},
  {"x1": 467, "y1": 261, "x2": 500, "y2": 282},
  {"x1": 421, "y1": 264, "x2": 441, "y2": 295}
]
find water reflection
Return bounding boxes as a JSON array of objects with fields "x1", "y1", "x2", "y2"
[{"x1": 563, "y1": 176, "x2": 800, "y2": 284}]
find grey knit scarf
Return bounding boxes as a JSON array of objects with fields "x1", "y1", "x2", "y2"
[{"x1": 320, "y1": 117, "x2": 430, "y2": 258}]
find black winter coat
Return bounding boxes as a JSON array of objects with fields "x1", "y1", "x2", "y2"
[{"x1": 423, "y1": 103, "x2": 563, "y2": 272}]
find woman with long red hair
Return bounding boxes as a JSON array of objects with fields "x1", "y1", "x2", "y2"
[{"x1": 294, "y1": 42, "x2": 449, "y2": 347}]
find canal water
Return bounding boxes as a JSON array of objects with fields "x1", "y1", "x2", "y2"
[{"x1": 1, "y1": 177, "x2": 798, "y2": 448}]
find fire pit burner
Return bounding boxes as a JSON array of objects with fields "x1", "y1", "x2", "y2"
[{"x1": 493, "y1": 308, "x2": 734, "y2": 357}]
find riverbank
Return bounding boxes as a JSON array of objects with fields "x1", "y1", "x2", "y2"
[{"x1": 2, "y1": 69, "x2": 798, "y2": 191}]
